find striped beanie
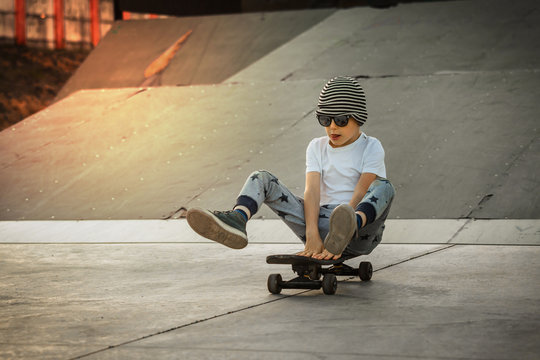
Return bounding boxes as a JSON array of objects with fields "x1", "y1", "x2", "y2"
[{"x1": 316, "y1": 76, "x2": 368, "y2": 126}]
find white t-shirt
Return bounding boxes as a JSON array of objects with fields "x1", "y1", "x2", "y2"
[{"x1": 305, "y1": 133, "x2": 386, "y2": 205}]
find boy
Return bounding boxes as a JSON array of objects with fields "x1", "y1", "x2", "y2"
[{"x1": 187, "y1": 76, "x2": 395, "y2": 260}]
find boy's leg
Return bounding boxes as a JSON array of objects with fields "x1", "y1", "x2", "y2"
[
  {"x1": 235, "y1": 170, "x2": 307, "y2": 241},
  {"x1": 321, "y1": 203, "x2": 358, "y2": 257},
  {"x1": 187, "y1": 170, "x2": 307, "y2": 249},
  {"x1": 316, "y1": 178, "x2": 395, "y2": 259},
  {"x1": 347, "y1": 178, "x2": 396, "y2": 255},
  {"x1": 186, "y1": 206, "x2": 249, "y2": 249},
  {"x1": 247, "y1": 172, "x2": 344, "y2": 252}
]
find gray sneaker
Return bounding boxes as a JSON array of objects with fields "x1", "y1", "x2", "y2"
[
  {"x1": 186, "y1": 207, "x2": 248, "y2": 249},
  {"x1": 324, "y1": 204, "x2": 357, "y2": 255}
]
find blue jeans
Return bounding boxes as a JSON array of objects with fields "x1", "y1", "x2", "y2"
[{"x1": 236, "y1": 170, "x2": 395, "y2": 255}]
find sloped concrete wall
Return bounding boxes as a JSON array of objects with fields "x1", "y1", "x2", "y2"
[
  {"x1": 56, "y1": 9, "x2": 334, "y2": 99},
  {"x1": 1, "y1": 0, "x2": 539, "y2": 220}
]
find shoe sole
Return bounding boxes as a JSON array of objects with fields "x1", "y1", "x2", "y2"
[
  {"x1": 324, "y1": 204, "x2": 357, "y2": 255},
  {"x1": 186, "y1": 207, "x2": 248, "y2": 249}
]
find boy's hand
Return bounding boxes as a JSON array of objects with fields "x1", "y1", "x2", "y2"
[
  {"x1": 313, "y1": 249, "x2": 341, "y2": 261},
  {"x1": 297, "y1": 232, "x2": 324, "y2": 258}
]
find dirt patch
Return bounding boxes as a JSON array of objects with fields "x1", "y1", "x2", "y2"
[{"x1": 0, "y1": 45, "x2": 89, "y2": 132}]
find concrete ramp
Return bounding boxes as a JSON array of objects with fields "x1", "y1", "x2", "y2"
[
  {"x1": 1, "y1": 72, "x2": 539, "y2": 220},
  {"x1": 229, "y1": 0, "x2": 540, "y2": 82},
  {"x1": 1, "y1": 1, "x2": 540, "y2": 359},
  {"x1": 56, "y1": 9, "x2": 334, "y2": 100},
  {"x1": 4, "y1": 0, "x2": 539, "y2": 221}
]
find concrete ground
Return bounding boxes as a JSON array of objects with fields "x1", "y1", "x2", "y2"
[
  {"x1": 1, "y1": 0, "x2": 539, "y2": 359},
  {"x1": 1, "y1": 220, "x2": 539, "y2": 359}
]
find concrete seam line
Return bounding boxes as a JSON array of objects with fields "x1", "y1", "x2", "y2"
[
  {"x1": 373, "y1": 244, "x2": 457, "y2": 273},
  {"x1": 337, "y1": 244, "x2": 457, "y2": 286},
  {"x1": 446, "y1": 218, "x2": 473, "y2": 243},
  {"x1": 465, "y1": 136, "x2": 537, "y2": 219},
  {"x1": 68, "y1": 290, "x2": 310, "y2": 360},
  {"x1": 180, "y1": 178, "x2": 221, "y2": 215},
  {"x1": 69, "y1": 220, "x2": 464, "y2": 358},
  {"x1": 297, "y1": 213, "x2": 465, "y2": 282},
  {"x1": 70, "y1": 245, "x2": 457, "y2": 359},
  {"x1": 354, "y1": 68, "x2": 540, "y2": 79}
]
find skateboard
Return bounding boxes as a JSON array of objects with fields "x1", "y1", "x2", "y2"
[{"x1": 266, "y1": 254, "x2": 373, "y2": 295}]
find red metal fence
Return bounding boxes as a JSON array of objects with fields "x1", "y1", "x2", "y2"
[
  {"x1": 3, "y1": 0, "x2": 162, "y2": 49},
  {"x1": 7, "y1": 0, "x2": 112, "y2": 49}
]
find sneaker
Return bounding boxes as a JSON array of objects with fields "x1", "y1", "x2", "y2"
[
  {"x1": 186, "y1": 207, "x2": 248, "y2": 249},
  {"x1": 324, "y1": 204, "x2": 357, "y2": 255}
]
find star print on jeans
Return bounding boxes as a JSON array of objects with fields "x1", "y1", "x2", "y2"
[
  {"x1": 369, "y1": 195, "x2": 379, "y2": 204},
  {"x1": 319, "y1": 213, "x2": 329, "y2": 219},
  {"x1": 277, "y1": 210, "x2": 287, "y2": 218},
  {"x1": 250, "y1": 173, "x2": 259, "y2": 181},
  {"x1": 270, "y1": 177, "x2": 279, "y2": 185},
  {"x1": 278, "y1": 193, "x2": 289, "y2": 202}
]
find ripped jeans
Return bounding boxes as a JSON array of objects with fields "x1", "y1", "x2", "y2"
[{"x1": 235, "y1": 170, "x2": 395, "y2": 255}]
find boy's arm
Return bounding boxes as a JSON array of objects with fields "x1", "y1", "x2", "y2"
[
  {"x1": 298, "y1": 171, "x2": 324, "y2": 257},
  {"x1": 348, "y1": 172, "x2": 377, "y2": 209}
]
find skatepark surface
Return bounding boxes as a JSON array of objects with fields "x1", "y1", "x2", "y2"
[{"x1": 1, "y1": 0, "x2": 539, "y2": 359}]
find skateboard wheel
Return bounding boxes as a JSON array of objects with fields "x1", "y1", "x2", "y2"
[
  {"x1": 267, "y1": 274, "x2": 282, "y2": 294},
  {"x1": 359, "y1": 261, "x2": 373, "y2": 281},
  {"x1": 322, "y1": 274, "x2": 337, "y2": 295}
]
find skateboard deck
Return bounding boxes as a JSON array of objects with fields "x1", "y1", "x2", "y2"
[
  {"x1": 266, "y1": 254, "x2": 354, "y2": 266},
  {"x1": 266, "y1": 254, "x2": 373, "y2": 295}
]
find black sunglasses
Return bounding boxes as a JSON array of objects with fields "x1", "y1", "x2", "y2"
[{"x1": 317, "y1": 114, "x2": 351, "y2": 127}]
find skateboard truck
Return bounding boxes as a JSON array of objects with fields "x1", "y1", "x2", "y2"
[{"x1": 266, "y1": 254, "x2": 373, "y2": 295}]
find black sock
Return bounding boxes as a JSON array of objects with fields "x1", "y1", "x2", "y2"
[
  {"x1": 356, "y1": 203, "x2": 376, "y2": 226},
  {"x1": 356, "y1": 213, "x2": 363, "y2": 229}
]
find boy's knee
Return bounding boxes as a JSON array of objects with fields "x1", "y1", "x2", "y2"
[
  {"x1": 355, "y1": 179, "x2": 395, "y2": 227},
  {"x1": 249, "y1": 170, "x2": 281, "y2": 187},
  {"x1": 381, "y1": 179, "x2": 396, "y2": 195},
  {"x1": 249, "y1": 170, "x2": 274, "y2": 179},
  {"x1": 249, "y1": 170, "x2": 260, "y2": 178},
  {"x1": 370, "y1": 178, "x2": 396, "y2": 201}
]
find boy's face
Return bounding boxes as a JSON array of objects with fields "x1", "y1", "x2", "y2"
[{"x1": 325, "y1": 117, "x2": 361, "y2": 148}]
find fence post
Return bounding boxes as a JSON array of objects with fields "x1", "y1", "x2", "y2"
[
  {"x1": 54, "y1": 0, "x2": 65, "y2": 49},
  {"x1": 15, "y1": 0, "x2": 26, "y2": 46},
  {"x1": 90, "y1": 0, "x2": 100, "y2": 47}
]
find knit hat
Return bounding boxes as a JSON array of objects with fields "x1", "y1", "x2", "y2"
[{"x1": 316, "y1": 76, "x2": 368, "y2": 126}]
